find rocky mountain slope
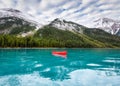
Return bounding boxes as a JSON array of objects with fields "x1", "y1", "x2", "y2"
[
  {"x1": 49, "y1": 18, "x2": 86, "y2": 34},
  {"x1": 0, "y1": 8, "x2": 120, "y2": 48},
  {"x1": 94, "y1": 18, "x2": 120, "y2": 36},
  {"x1": 0, "y1": 8, "x2": 42, "y2": 36},
  {"x1": 0, "y1": 8, "x2": 41, "y2": 28}
]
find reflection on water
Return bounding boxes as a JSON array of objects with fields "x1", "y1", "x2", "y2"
[
  {"x1": 52, "y1": 53, "x2": 67, "y2": 58},
  {"x1": 0, "y1": 49, "x2": 120, "y2": 86},
  {"x1": 0, "y1": 69, "x2": 120, "y2": 86}
]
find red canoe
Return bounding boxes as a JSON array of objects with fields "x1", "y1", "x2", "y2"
[
  {"x1": 52, "y1": 51, "x2": 67, "y2": 55},
  {"x1": 52, "y1": 51, "x2": 67, "y2": 58}
]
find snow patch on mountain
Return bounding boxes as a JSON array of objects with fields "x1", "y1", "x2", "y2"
[
  {"x1": 49, "y1": 18, "x2": 83, "y2": 33},
  {"x1": 0, "y1": 8, "x2": 42, "y2": 30},
  {"x1": 94, "y1": 18, "x2": 120, "y2": 35}
]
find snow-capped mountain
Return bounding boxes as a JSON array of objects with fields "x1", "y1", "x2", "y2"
[
  {"x1": 49, "y1": 18, "x2": 85, "y2": 34},
  {"x1": 94, "y1": 18, "x2": 120, "y2": 36},
  {"x1": 0, "y1": 8, "x2": 43, "y2": 36},
  {"x1": 0, "y1": 8, "x2": 42, "y2": 29},
  {"x1": 0, "y1": 8, "x2": 120, "y2": 37}
]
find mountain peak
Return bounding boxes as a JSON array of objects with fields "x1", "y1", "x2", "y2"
[
  {"x1": 94, "y1": 17, "x2": 120, "y2": 35},
  {"x1": 54, "y1": 18, "x2": 63, "y2": 21},
  {"x1": 1, "y1": 8, "x2": 21, "y2": 13},
  {"x1": 94, "y1": 17, "x2": 118, "y2": 24},
  {"x1": 52, "y1": 18, "x2": 65, "y2": 23},
  {"x1": 49, "y1": 18, "x2": 84, "y2": 33},
  {"x1": 0, "y1": 8, "x2": 43, "y2": 29}
]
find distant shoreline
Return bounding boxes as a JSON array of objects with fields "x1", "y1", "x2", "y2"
[{"x1": 0, "y1": 47, "x2": 120, "y2": 49}]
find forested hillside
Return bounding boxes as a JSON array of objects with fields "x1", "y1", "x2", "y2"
[{"x1": 0, "y1": 26, "x2": 120, "y2": 48}]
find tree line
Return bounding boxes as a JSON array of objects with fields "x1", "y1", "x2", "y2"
[{"x1": 0, "y1": 35, "x2": 99, "y2": 48}]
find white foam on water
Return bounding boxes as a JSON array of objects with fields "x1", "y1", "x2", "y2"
[
  {"x1": 86, "y1": 63, "x2": 101, "y2": 66},
  {"x1": 34, "y1": 64, "x2": 42, "y2": 68},
  {"x1": 97, "y1": 67, "x2": 119, "y2": 72},
  {"x1": 103, "y1": 60, "x2": 120, "y2": 63},
  {"x1": 0, "y1": 70, "x2": 120, "y2": 86},
  {"x1": 0, "y1": 72, "x2": 59, "y2": 86},
  {"x1": 43, "y1": 68, "x2": 50, "y2": 72},
  {"x1": 61, "y1": 69, "x2": 120, "y2": 86}
]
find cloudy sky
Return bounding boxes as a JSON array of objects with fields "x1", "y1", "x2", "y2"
[{"x1": 0, "y1": 0, "x2": 120, "y2": 27}]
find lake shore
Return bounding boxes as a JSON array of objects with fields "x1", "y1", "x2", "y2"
[{"x1": 0, "y1": 47, "x2": 120, "y2": 49}]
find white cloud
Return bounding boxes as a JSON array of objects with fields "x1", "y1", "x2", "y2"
[
  {"x1": 39, "y1": 0, "x2": 65, "y2": 11},
  {"x1": 0, "y1": 0, "x2": 120, "y2": 27},
  {"x1": 0, "y1": 0, "x2": 13, "y2": 8}
]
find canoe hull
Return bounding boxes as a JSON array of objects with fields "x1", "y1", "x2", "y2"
[{"x1": 52, "y1": 51, "x2": 67, "y2": 58}]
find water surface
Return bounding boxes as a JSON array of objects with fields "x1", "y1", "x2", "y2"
[{"x1": 0, "y1": 48, "x2": 120, "y2": 86}]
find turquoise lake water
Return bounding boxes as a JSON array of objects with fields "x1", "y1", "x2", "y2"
[{"x1": 0, "y1": 48, "x2": 120, "y2": 86}]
